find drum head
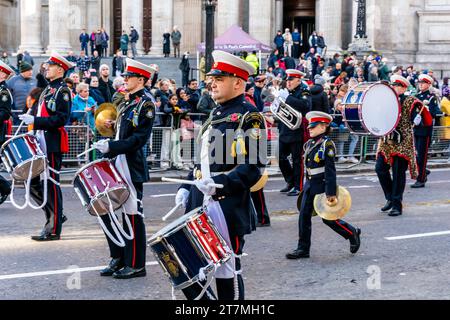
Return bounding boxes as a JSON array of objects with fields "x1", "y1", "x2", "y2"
[
  {"x1": 361, "y1": 83, "x2": 400, "y2": 136},
  {"x1": 88, "y1": 187, "x2": 130, "y2": 216},
  {"x1": 13, "y1": 157, "x2": 46, "y2": 181}
]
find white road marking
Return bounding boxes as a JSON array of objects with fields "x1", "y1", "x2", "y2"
[
  {"x1": 385, "y1": 231, "x2": 450, "y2": 241},
  {"x1": 0, "y1": 261, "x2": 159, "y2": 281}
]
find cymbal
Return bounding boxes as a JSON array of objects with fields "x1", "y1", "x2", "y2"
[
  {"x1": 297, "y1": 189, "x2": 318, "y2": 217},
  {"x1": 95, "y1": 103, "x2": 117, "y2": 137},
  {"x1": 313, "y1": 186, "x2": 352, "y2": 221},
  {"x1": 250, "y1": 169, "x2": 269, "y2": 192}
]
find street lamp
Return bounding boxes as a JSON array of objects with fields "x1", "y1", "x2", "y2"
[
  {"x1": 354, "y1": 0, "x2": 367, "y2": 39},
  {"x1": 203, "y1": 0, "x2": 217, "y2": 73}
]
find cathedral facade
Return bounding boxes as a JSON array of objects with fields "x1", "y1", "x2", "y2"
[{"x1": 1, "y1": 0, "x2": 450, "y2": 75}]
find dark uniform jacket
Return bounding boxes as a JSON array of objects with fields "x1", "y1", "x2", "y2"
[
  {"x1": 278, "y1": 83, "x2": 311, "y2": 143},
  {"x1": 105, "y1": 88, "x2": 155, "y2": 183},
  {"x1": 413, "y1": 90, "x2": 440, "y2": 137},
  {"x1": 182, "y1": 94, "x2": 266, "y2": 237},
  {"x1": 0, "y1": 81, "x2": 13, "y2": 145},
  {"x1": 303, "y1": 134, "x2": 337, "y2": 196},
  {"x1": 33, "y1": 78, "x2": 71, "y2": 153}
]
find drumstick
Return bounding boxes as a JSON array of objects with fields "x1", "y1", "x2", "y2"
[
  {"x1": 14, "y1": 108, "x2": 33, "y2": 138},
  {"x1": 77, "y1": 147, "x2": 96, "y2": 158},
  {"x1": 161, "y1": 177, "x2": 224, "y2": 189},
  {"x1": 162, "y1": 203, "x2": 183, "y2": 222}
]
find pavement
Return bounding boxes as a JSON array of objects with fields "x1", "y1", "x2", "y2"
[{"x1": 1, "y1": 166, "x2": 450, "y2": 300}]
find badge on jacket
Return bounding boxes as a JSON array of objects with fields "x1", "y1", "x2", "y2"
[{"x1": 1, "y1": 94, "x2": 7, "y2": 102}]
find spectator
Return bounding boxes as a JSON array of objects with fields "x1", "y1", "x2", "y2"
[
  {"x1": 94, "y1": 29, "x2": 103, "y2": 57},
  {"x1": 79, "y1": 29, "x2": 90, "y2": 55},
  {"x1": 199, "y1": 54, "x2": 206, "y2": 82},
  {"x1": 292, "y1": 28, "x2": 302, "y2": 59},
  {"x1": 282, "y1": 51, "x2": 296, "y2": 70},
  {"x1": 71, "y1": 83, "x2": 97, "y2": 129},
  {"x1": 329, "y1": 53, "x2": 341, "y2": 69},
  {"x1": 442, "y1": 77, "x2": 449, "y2": 97},
  {"x1": 1, "y1": 52, "x2": 10, "y2": 65},
  {"x1": 16, "y1": 50, "x2": 24, "y2": 70},
  {"x1": 88, "y1": 76, "x2": 106, "y2": 105},
  {"x1": 245, "y1": 51, "x2": 259, "y2": 76},
  {"x1": 66, "y1": 51, "x2": 78, "y2": 77},
  {"x1": 90, "y1": 50, "x2": 101, "y2": 73},
  {"x1": 179, "y1": 52, "x2": 190, "y2": 88},
  {"x1": 165, "y1": 93, "x2": 187, "y2": 129},
  {"x1": 267, "y1": 49, "x2": 279, "y2": 70},
  {"x1": 98, "y1": 64, "x2": 114, "y2": 103},
  {"x1": 368, "y1": 66, "x2": 379, "y2": 82},
  {"x1": 309, "y1": 31, "x2": 319, "y2": 52},
  {"x1": 130, "y1": 26, "x2": 139, "y2": 58},
  {"x1": 245, "y1": 83, "x2": 256, "y2": 106},
  {"x1": 317, "y1": 32, "x2": 326, "y2": 56},
  {"x1": 179, "y1": 113, "x2": 199, "y2": 169},
  {"x1": 378, "y1": 57, "x2": 391, "y2": 81},
  {"x1": 197, "y1": 82, "x2": 216, "y2": 114},
  {"x1": 185, "y1": 79, "x2": 200, "y2": 116},
  {"x1": 112, "y1": 50, "x2": 125, "y2": 77},
  {"x1": 36, "y1": 62, "x2": 48, "y2": 89},
  {"x1": 310, "y1": 75, "x2": 330, "y2": 113},
  {"x1": 171, "y1": 26, "x2": 182, "y2": 58},
  {"x1": 77, "y1": 50, "x2": 91, "y2": 79},
  {"x1": 334, "y1": 71, "x2": 348, "y2": 86},
  {"x1": 283, "y1": 28, "x2": 293, "y2": 57},
  {"x1": 69, "y1": 72, "x2": 81, "y2": 95},
  {"x1": 274, "y1": 30, "x2": 285, "y2": 55},
  {"x1": 163, "y1": 30, "x2": 171, "y2": 58},
  {"x1": 7, "y1": 61, "x2": 37, "y2": 123},
  {"x1": 112, "y1": 76, "x2": 126, "y2": 104},
  {"x1": 23, "y1": 51, "x2": 34, "y2": 67},
  {"x1": 175, "y1": 88, "x2": 191, "y2": 112},
  {"x1": 253, "y1": 75, "x2": 266, "y2": 112},
  {"x1": 120, "y1": 30, "x2": 129, "y2": 56},
  {"x1": 101, "y1": 28, "x2": 110, "y2": 57},
  {"x1": 24, "y1": 87, "x2": 43, "y2": 116},
  {"x1": 89, "y1": 29, "x2": 96, "y2": 55}
]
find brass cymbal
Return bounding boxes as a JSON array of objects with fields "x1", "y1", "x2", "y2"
[
  {"x1": 313, "y1": 186, "x2": 352, "y2": 221},
  {"x1": 250, "y1": 169, "x2": 269, "y2": 192},
  {"x1": 95, "y1": 103, "x2": 117, "y2": 137}
]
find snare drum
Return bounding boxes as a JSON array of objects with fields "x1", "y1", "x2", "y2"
[
  {"x1": 342, "y1": 82, "x2": 401, "y2": 137},
  {"x1": 73, "y1": 159, "x2": 130, "y2": 216},
  {"x1": 0, "y1": 134, "x2": 46, "y2": 181},
  {"x1": 149, "y1": 207, "x2": 232, "y2": 290}
]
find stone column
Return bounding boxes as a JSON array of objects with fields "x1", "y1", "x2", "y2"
[
  {"x1": 217, "y1": 0, "x2": 240, "y2": 36},
  {"x1": 150, "y1": 0, "x2": 173, "y2": 56},
  {"x1": 19, "y1": 0, "x2": 43, "y2": 55},
  {"x1": 122, "y1": 0, "x2": 145, "y2": 56},
  {"x1": 180, "y1": 0, "x2": 202, "y2": 54},
  {"x1": 249, "y1": 0, "x2": 273, "y2": 47},
  {"x1": 46, "y1": 0, "x2": 72, "y2": 54},
  {"x1": 317, "y1": 0, "x2": 343, "y2": 54},
  {"x1": 275, "y1": 0, "x2": 283, "y2": 32}
]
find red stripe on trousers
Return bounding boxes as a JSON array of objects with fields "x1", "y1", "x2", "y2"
[
  {"x1": 299, "y1": 153, "x2": 304, "y2": 192},
  {"x1": 52, "y1": 154, "x2": 58, "y2": 235},
  {"x1": 259, "y1": 190, "x2": 265, "y2": 225},
  {"x1": 336, "y1": 220, "x2": 353, "y2": 236},
  {"x1": 235, "y1": 236, "x2": 240, "y2": 254},
  {"x1": 132, "y1": 215, "x2": 136, "y2": 268}
]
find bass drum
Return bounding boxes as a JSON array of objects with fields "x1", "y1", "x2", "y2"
[{"x1": 342, "y1": 82, "x2": 401, "y2": 137}]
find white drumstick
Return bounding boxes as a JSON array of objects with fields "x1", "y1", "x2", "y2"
[
  {"x1": 161, "y1": 177, "x2": 224, "y2": 189},
  {"x1": 162, "y1": 203, "x2": 183, "y2": 222},
  {"x1": 77, "y1": 147, "x2": 96, "y2": 158},
  {"x1": 14, "y1": 108, "x2": 33, "y2": 138}
]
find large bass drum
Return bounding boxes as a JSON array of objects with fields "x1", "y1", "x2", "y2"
[{"x1": 342, "y1": 82, "x2": 401, "y2": 137}]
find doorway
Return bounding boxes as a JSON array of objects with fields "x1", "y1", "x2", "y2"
[
  {"x1": 112, "y1": 0, "x2": 122, "y2": 54},
  {"x1": 283, "y1": 0, "x2": 316, "y2": 55}
]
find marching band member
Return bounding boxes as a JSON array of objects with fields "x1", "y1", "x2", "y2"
[
  {"x1": 286, "y1": 111, "x2": 361, "y2": 259},
  {"x1": 278, "y1": 69, "x2": 311, "y2": 197},
  {"x1": 0, "y1": 61, "x2": 14, "y2": 205},
  {"x1": 19, "y1": 52, "x2": 73, "y2": 241},
  {"x1": 376, "y1": 75, "x2": 418, "y2": 217},
  {"x1": 411, "y1": 74, "x2": 440, "y2": 188},
  {"x1": 175, "y1": 50, "x2": 266, "y2": 300},
  {"x1": 93, "y1": 59, "x2": 155, "y2": 279}
]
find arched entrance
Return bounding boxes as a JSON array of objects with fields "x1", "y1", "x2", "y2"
[{"x1": 284, "y1": 0, "x2": 316, "y2": 53}]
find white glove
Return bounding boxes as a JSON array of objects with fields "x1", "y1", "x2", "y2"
[
  {"x1": 92, "y1": 139, "x2": 110, "y2": 154},
  {"x1": 414, "y1": 114, "x2": 422, "y2": 126},
  {"x1": 19, "y1": 114, "x2": 35, "y2": 125},
  {"x1": 175, "y1": 188, "x2": 189, "y2": 208},
  {"x1": 278, "y1": 88, "x2": 289, "y2": 101},
  {"x1": 195, "y1": 178, "x2": 216, "y2": 197}
]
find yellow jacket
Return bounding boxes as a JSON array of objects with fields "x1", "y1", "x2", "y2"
[{"x1": 245, "y1": 54, "x2": 259, "y2": 73}]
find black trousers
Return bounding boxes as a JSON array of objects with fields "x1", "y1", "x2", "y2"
[
  {"x1": 182, "y1": 235, "x2": 245, "y2": 300},
  {"x1": 100, "y1": 182, "x2": 146, "y2": 269},
  {"x1": 279, "y1": 140, "x2": 304, "y2": 191},
  {"x1": 29, "y1": 152, "x2": 64, "y2": 236},
  {"x1": 375, "y1": 155, "x2": 408, "y2": 211},
  {"x1": 298, "y1": 186, "x2": 356, "y2": 252},
  {"x1": 251, "y1": 190, "x2": 270, "y2": 225},
  {"x1": 414, "y1": 135, "x2": 431, "y2": 183},
  {"x1": 0, "y1": 175, "x2": 11, "y2": 197}
]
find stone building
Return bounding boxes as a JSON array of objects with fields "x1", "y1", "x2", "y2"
[{"x1": 1, "y1": 0, "x2": 450, "y2": 74}]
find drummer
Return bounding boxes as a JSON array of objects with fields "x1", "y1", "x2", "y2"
[
  {"x1": 92, "y1": 59, "x2": 155, "y2": 279},
  {"x1": 19, "y1": 52, "x2": 73, "y2": 241},
  {"x1": 286, "y1": 111, "x2": 361, "y2": 260},
  {"x1": 0, "y1": 60, "x2": 14, "y2": 205},
  {"x1": 175, "y1": 50, "x2": 266, "y2": 300}
]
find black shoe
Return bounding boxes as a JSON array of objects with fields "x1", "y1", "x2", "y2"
[
  {"x1": 31, "y1": 234, "x2": 60, "y2": 242},
  {"x1": 388, "y1": 208, "x2": 402, "y2": 217},
  {"x1": 256, "y1": 222, "x2": 271, "y2": 228},
  {"x1": 411, "y1": 181, "x2": 425, "y2": 188},
  {"x1": 61, "y1": 215, "x2": 68, "y2": 224},
  {"x1": 0, "y1": 194, "x2": 8, "y2": 205},
  {"x1": 280, "y1": 184, "x2": 294, "y2": 193},
  {"x1": 350, "y1": 228, "x2": 361, "y2": 254},
  {"x1": 287, "y1": 188, "x2": 300, "y2": 197},
  {"x1": 381, "y1": 201, "x2": 393, "y2": 212},
  {"x1": 286, "y1": 248, "x2": 310, "y2": 259},
  {"x1": 113, "y1": 266, "x2": 147, "y2": 279},
  {"x1": 100, "y1": 258, "x2": 125, "y2": 277},
  {"x1": 426, "y1": 169, "x2": 431, "y2": 176}
]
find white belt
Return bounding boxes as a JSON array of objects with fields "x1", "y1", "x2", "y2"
[{"x1": 307, "y1": 167, "x2": 325, "y2": 176}]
